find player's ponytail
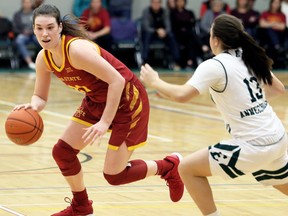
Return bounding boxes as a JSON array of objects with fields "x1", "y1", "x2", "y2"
[
  {"x1": 239, "y1": 31, "x2": 273, "y2": 85},
  {"x1": 61, "y1": 14, "x2": 88, "y2": 39},
  {"x1": 212, "y1": 14, "x2": 273, "y2": 85}
]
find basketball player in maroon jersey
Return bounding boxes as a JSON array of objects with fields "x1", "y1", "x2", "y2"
[{"x1": 13, "y1": 4, "x2": 183, "y2": 216}]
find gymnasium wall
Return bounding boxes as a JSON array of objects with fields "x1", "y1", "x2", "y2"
[{"x1": 1, "y1": 0, "x2": 271, "y2": 21}]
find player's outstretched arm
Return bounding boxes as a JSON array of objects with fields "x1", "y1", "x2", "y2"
[{"x1": 140, "y1": 64, "x2": 199, "y2": 103}]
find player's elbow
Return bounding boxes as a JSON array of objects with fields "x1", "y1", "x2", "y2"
[
  {"x1": 173, "y1": 85, "x2": 198, "y2": 103},
  {"x1": 173, "y1": 92, "x2": 191, "y2": 103},
  {"x1": 116, "y1": 76, "x2": 125, "y2": 90},
  {"x1": 173, "y1": 94, "x2": 191, "y2": 103}
]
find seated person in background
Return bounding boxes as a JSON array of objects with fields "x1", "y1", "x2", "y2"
[
  {"x1": 170, "y1": 0, "x2": 208, "y2": 68},
  {"x1": 231, "y1": 0, "x2": 259, "y2": 39},
  {"x1": 166, "y1": 0, "x2": 176, "y2": 14},
  {"x1": 33, "y1": 0, "x2": 45, "y2": 9},
  {"x1": 0, "y1": 13, "x2": 13, "y2": 40},
  {"x1": 199, "y1": 0, "x2": 230, "y2": 18},
  {"x1": 108, "y1": 0, "x2": 133, "y2": 19},
  {"x1": 73, "y1": 0, "x2": 107, "y2": 17},
  {"x1": 81, "y1": 0, "x2": 112, "y2": 52},
  {"x1": 141, "y1": 0, "x2": 180, "y2": 69},
  {"x1": 200, "y1": 0, "x2": 226, "y2": 47},
  {"x1": 259, "y1": 0, "x2": 286, "y2": 51},
  {"x1": 13, "y1": 0, "x2": 39, "y2": 70}
]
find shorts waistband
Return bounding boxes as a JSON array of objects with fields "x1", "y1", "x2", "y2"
[{"x1": 247, "y1": 131, "x2": 286, "y2": 146}]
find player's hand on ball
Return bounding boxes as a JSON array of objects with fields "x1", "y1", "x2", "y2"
[
  {"x1": 13, "y1": 103, "x2": 35, "y2": 111},
  {"x1": 140, "y1": 64, "x2": 160, "y2": 88}
]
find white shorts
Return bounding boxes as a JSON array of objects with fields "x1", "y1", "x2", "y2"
[{"x1": 208, "y1": 133, "x2": 288, "y2": 186}]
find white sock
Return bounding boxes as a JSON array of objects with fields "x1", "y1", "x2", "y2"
[{"x1": 205, "y1": 211, "x2": 220, "y2": 216}]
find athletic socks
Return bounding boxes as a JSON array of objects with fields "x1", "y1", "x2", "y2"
[
  {"x1": 72, "y1": 188, "x2": 89, "y2": 205},
  {"x1": 155, "y1": 159, "x2": 174, "y2": 176},
  {"x1": 205, "y1": 211, "x2": 220, "y2": 216}
]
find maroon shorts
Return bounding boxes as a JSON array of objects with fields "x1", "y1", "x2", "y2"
[{"x1": 71, "y1": 76, "x2": 150, "y2": 151}]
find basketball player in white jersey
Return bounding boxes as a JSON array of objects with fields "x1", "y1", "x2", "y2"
[{"x1": 140, "y1": 14, "x2": 288, "y2": 216}]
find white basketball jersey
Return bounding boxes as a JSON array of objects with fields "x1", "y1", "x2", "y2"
[{"x1": 187, "y1": 49, "x2": 285, "y2": 144}]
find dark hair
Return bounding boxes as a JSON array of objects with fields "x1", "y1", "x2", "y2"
[
  {"x1": 212, "y1": 14, "x2": 273, "y2": 85},
  {"x1": 236, "y1": 0, "x2": 249, "y2": 9},
  {"x1": 269, "y1": 0, "x2": 282, "y2": 13},
  {"x1": 175, "y1": 0, "x2": 187, "y2": 5},
  {"x1": 33, "y1": 4, "x2": 88, "y2": 39}
]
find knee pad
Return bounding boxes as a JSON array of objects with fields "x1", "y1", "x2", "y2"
[
  {"x1": 103, "y1": 169, "x2": 127, "y2": 186},
  {"x1": 103, "y1": 159, "x2": 147, "y2": 185},
  {"x1": 52, "y1": 139, "x2": 81, "y2": 176}
]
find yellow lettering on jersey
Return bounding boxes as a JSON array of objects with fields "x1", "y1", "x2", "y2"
[
  {"x1": 68, "y1": 85, "x2": 92, "y2": 93},
  {"x1": 60, "y1": 76, "x2": 82, "y2": 82}
]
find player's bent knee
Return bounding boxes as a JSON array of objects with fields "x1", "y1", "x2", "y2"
[
  {"x1": 52, "y1": 139, "x2": 81, "y2": 176},
  {"x1": 103, "y1": 170, "x2": 127, "y2": 185}
]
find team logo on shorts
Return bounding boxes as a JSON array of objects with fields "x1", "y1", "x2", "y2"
[
  {"x1": 209, "y1": 143, "x2": 244, "y2": 178},
  {"x1": 74, "y1": 107, "x2": 86, "y2": 118}
]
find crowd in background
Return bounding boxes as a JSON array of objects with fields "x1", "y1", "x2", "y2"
[{"x1": 0, "y1": 0, "x2": 288, "y2": 70}]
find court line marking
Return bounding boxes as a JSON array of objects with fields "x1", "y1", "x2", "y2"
[
  {"x1": 1, "y1": 198, "x2": 288, "y2": 207},
  {"x1": 150, "y1": 104, "x2": 222, "y2": 121},
  {"x1": 0, "y1": 187, "x2": 279, "y2": 196},
  {"x1": 0, "y1": 205, "x2": 25, "y2": 216},
  {"x1": 0, "y1": 100, "x2": 172, "y2": 142}
]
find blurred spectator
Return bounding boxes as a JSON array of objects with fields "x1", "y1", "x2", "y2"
[
  {"x1": 141, "y1": 0, "x2": 180, "y2": 69},
  {"x1": 199, "y1": 0, "x2": 231, "y2": 18},
  {"x1": 231, "y1": 0, "x2": 259, "y2": 39},
  {"x1": 259, "y1": 0, "x2": 286, "y2": 68},
  {"x1": 13, "y1": 0, "x2": 39, "y2": 70},
  {"x1": 281, "y1": 0, "x2": 288, "y2": 52},
  {"x1": 33, "y1": 0, "x2": 45, "y2": 9},
  {"x1": 73, "y1": 0, "x2": 107, "y2": 17},
  {"x1": 0, "y1": 13, "x2": 17, "y2": 69},
  {"x1": 170, "y1": 0, "x2": 207, "y2": 68},
  {"x1": 73, "y1": 0, "x2": 92, "y2": 17},
  {"x1": 166, "y1": 0, "x2": 176, "y2": 14},
  {"x1": 0, "y1": 13, "x2": 13, "y2": 40},
  {"x1": 108, "y1": 0, "x2": 133, "y2": 19},
  {"x1": 200, "y1": 0, "x2": 226, "y2": 47},
  {"x1": 259, "y1": 0, "x2": 286, "y2": 50},
  {"x1": 281, "y1": 0, "x2": 288, "y2": 27},
  {"x1": 247, "y1": 0, "x2": 256, "y2": 9},
  {"x1": 81, "y1": 0, "x2": 112, "y2": 51}
]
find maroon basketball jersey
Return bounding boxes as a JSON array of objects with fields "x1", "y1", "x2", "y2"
[{"x1": 43, "y1": 35, "x2": 134, "y2": 103}]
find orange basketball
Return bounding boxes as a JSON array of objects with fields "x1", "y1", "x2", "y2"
[{"x1": 5, "y1": 109, "x2": 44, "y2": 145}]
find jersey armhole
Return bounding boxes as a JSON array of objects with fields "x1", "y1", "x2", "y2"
[
  {"x1": 211, "y1": 58, "x2": 228, "y2": 93},
  {"x1": 66, "y1": 38, "x2": 101, "y2": 66},
  {"x1": 43, "y1": 50, "x2": 52, "y2": 71}
]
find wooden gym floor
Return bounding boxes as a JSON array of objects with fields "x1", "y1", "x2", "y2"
[{"x1": 0, "y1": 70, "x2": 288, "y2": 216}]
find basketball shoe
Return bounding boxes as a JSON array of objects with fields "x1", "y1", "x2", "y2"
[
  {"x1": 51, "y1": 197, "x2": 94, "y2": 216},
  {"x1": 161, "y1": 153, "x2": 184, "y2": 202}
]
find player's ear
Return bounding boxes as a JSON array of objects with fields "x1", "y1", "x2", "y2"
[
  {"x1": 213, "y1": 36, "x2": 220, "y2": 47},
  {"x1": 59, "y1": 22, "x2": 63, "y2": 34}
]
